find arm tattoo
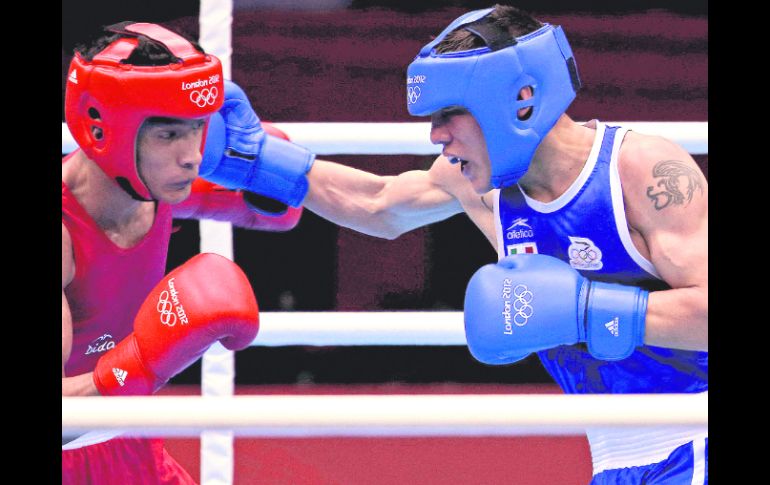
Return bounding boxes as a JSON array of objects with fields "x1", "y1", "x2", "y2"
[{"x1": 645, "y1": 160, "x2": 704, "y2": 210}]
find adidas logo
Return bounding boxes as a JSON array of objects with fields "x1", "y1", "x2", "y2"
[
  {"x1": 605, "y1": 318, "x2": 619, "y2": 337},
  {"x1": 68, "y1": 70, "x2": 78, "y2": 84},
  {"x1": 112, "y1": 367, "x2": 127, "y2": 387}
]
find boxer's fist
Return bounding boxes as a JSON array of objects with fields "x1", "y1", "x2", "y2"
[
  {"x1": 93, "y1": 253, "x2": 259, "y2": 395},
  {"x1": 464, "y1": 254, "x2": 647, "y2": 365},
  {"x1": 200, "y1": 80, "x2": 315, "y2": 207}
]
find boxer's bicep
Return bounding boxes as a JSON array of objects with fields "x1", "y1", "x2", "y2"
[
  {"x1": 619, "y1": 135, "x2": 708, "y2": 350},
  {"x1": 61, "y1": 225, "x2": 108, "y2": 396},
  {"x1": 619, "y1": 134, "x2": 707, "y2": 289}
]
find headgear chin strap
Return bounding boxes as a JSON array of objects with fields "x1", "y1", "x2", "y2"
[
  {"x1": 65, "y1": 23, "x2": 224, "y2": 200},
  {"x1": 406, "y1": 8, "x2": 581, "y2": 188}
]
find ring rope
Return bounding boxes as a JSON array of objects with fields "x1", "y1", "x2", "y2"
[
  {"x1": 61, "y1": 121, "x2": 708, "y2": 155},
  {"x1": 251, "y1": 311, "x2": 465, "y2": 346},
  {"x1": 62, "y1": 392, "x2": 707, "y2": 437}
]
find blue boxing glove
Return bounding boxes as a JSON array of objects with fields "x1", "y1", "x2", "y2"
[
  {"x1": 463, "y1": 254, "x2": 647, "y2": 365},
  {"x1": 200, "y1": 80, "x2": 315, "y2": 207}
]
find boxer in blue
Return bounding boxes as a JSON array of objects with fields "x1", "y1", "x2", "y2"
[{"x1": 204, "y1": 5, "x2": 707, "y2": 483}]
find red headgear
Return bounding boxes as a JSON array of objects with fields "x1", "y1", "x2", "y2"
[{"x1": 64, "y1": 23, "x2": 224, "y2": 200}]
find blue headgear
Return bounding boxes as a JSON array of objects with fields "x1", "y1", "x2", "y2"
[{"x1": 406, "y1": 8, "x2": 581, "y2": 188}]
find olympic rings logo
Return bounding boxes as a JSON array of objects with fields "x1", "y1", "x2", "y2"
[
  {"x1": 407, "y1": 86, "x2": 421, "y2": 104},
  {"x1": 189, "y1": 87, "x2": 219, "y2": 107},
  {"x1": 157, "y1": 290, "x2": 178, "y2": 327},
  {"x1": 569, "y1": 247, "x2": 599, "y2": 262},
  {"x1": 512, "y1": 284, "x2": 533, "y2": 326}
]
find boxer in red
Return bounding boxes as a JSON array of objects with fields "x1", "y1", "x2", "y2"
[{"x1": 62, "y1": 22, "x2": 296, "y2": 484}]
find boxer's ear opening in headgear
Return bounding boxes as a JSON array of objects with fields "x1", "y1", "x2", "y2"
[
  {"x1": 87, "y1": 108, "x2": 103, "y2": 140},
  {"x1": 516, "y1": 87, "x2": 534, "y2": 121}
]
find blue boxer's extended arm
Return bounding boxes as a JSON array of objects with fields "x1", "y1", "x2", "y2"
[
  {"x1": 200, "y1": 80, "x2": 315, "y2": 207},
  {"x1": 463, "y1": 254, "x2": 647, "y2": 364}
]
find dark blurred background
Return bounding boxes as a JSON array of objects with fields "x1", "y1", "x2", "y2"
[{"x1": 62, "y1": 0, "x2": 708, "y2": 387}]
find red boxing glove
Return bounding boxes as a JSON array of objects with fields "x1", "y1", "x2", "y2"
[
  {"x1": 173, "y1": 122, "x2": 303, "y2": 231},
  {"x1": 93, "y1": 253, "x2": 259, "y2": 396},
  {"x1": 262, "y1": 121, "x2": 289, "y2": 140},
  {"x1": 173, "y1": 179, "x2": 302, "y2": 231}
]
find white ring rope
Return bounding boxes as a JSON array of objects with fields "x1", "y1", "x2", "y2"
[
  {"x1": 271, "y1": 121, "x2": 709, "y2": 155},
  {"x1": 62, "y1": 393, "x2": 707, "y2": 438},
  {"x1": 252, "y1": 311, "x2": 465, "y2": 346},
  {"x1": 61, "y1": 121, "x2": 709, "y2": 155}
]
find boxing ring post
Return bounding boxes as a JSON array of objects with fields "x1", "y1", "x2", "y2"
[{"x1": 198, "y1": 2, "x2": 236, "y2": 484}]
